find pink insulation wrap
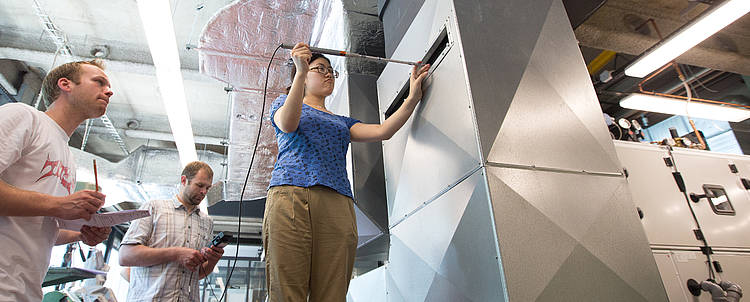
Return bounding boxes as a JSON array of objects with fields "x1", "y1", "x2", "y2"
[{"x1": 199, "y1": 0, "x2": 322, "y2": 200}]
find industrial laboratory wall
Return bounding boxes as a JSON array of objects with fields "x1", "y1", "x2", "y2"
[{"x1": 347, "y1": 0, "x2": 670, "y2": 301}]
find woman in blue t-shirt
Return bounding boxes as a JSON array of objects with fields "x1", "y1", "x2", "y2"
[{"x1": 264, "y1": 42, "x2": 429, "y2": 301}]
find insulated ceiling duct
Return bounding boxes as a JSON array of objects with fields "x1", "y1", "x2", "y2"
[{"x1": 198, "y1": 0, "x2": 324, "y2": 200}]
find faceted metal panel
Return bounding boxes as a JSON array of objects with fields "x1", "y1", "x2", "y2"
[
  {"x1": 347, "y1": 265, "x2": 387, "y2": 302},
  {"x1": 487, "y1": 166, "x2": 668, "y2": 302},
  {"x1": 376, "y1": 0, "x2": 453, "y2": 112},
  {"x1": 327, "y1": 73, "x2": 389, "y2": 247},
  {"x1": 381, "y1": 46, "x2": 481, "y2": 223},
  {"x1": 484, "y1": 0, "x2": 621, "y2": 173},
  {"x1": 349, "y1": 73, "x2": 389, "y2": 231},
  {"x1": 671, "y1": 149, "x2": 750, "y2": 249},
  {"x1": 374, "y1": 0, "x2": 668, "y2": 301},
  {"x1": 453, "y1": 0, "x2": 553, "y2": 160},
  {"x1": 613, "y1": 141, "x2": 703, "y2": 247},
  {"x1": 376, "y1": 0, "x2": 469, "y2": 223},
  {"x1": 387, "y1": 169, "x2": 506, "y2": 301},
  {"x1": 354, "y1": 201, "x2": 382, "y2": 248}
]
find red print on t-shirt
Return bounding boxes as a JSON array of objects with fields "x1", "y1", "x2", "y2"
[{"x1": 35, "y1": 155, "x2": 73, "y2": 194}]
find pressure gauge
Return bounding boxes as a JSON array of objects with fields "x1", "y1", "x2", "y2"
[
  {"x1": 631, "y1": 119, "x2": 642, "y2": 131},
  {"x1": 618, "y1": 118, "x2": 631, "y2": 129}
]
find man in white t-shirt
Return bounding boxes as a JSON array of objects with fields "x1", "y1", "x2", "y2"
[{"x1": 0, "y1": 60, "x2": 114, "y2": 301}]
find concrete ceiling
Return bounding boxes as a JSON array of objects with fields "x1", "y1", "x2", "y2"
[
  {"x1": 0, "y1": 0, "x2": 234, "y2": 162},
  {"x1": 576, "y1": 0, "x2": 750, "y2": 76},
  {"x1": 575, "y1": 0, "x2": 750, "y2": 127}
]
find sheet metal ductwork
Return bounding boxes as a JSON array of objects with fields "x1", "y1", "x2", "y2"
[
  {"x1": 70, "y1": 146, "x2": 225, "y2": 207},
  {"x1": 347, "y1": 0, "x2": 671, "y2": 300},
  {"x1": 198, "y1": 0, "x2": 322, "y2": 201}
]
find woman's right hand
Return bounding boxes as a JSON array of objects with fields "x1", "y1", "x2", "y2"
[{"x1": 291, "y1": 42, "x2": 312, "y2": 75}]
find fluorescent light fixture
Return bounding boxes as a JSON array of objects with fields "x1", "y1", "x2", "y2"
[
  {"x1": 620, "y1": 93, "x2": 750, "y2": 122},
  {"x1": 136, "y1": 0, "x2": 198, "y2": 167},
  {"x1": 624, "y1": 0, "x2": 750, "y2": 78}
]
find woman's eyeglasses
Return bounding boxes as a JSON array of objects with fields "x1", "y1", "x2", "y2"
[{"x1": 310, "y1": 66, "x2": 339, "y2": 78}]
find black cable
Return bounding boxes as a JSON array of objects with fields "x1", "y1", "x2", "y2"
[
  {"x1": 218, "y1": 43, "x2": 283, "y2": 301},
  {"x1": 670, "y1": 153, "x2": 716, "y2": 280}
]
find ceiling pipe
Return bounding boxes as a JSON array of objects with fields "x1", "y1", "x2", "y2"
[
  {"x1": 0, "y1": 47, "x2": 207, "y2": 82},
  {"x1": 77, "y1": 125, "x2": 227, "y2": 146},
  {"x1": 125, "y1": 129, "x2": 226, "y2": 146},
  {"x1": 662, "y1": 67, "x2": 712, "y2": 95}
]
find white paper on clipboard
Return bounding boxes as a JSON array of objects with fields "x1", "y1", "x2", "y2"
[{"x1": 58, "y1": 209, "x2": 150, "y2": 231}]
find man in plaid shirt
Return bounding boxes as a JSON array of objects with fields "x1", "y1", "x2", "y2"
[{"x1": 119, "y1": 161, "x2": 223, "y2": 301}]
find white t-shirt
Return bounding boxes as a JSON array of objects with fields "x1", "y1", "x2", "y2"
[{"x1": 0, "y1": 103, "x2": 76, "y2": 302}]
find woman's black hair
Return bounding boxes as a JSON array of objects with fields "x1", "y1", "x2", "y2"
[{"x1": 286, "y1": 53, "x2": 331, "y2": 94}]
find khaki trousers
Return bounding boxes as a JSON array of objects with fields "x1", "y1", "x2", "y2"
[{"x1": 263, "y1": 185, "x2": 358, "y2": 302}]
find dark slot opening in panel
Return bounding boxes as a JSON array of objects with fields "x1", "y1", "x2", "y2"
[{"x1": 384, "y1": 27, "x2": 450, "y2": 119}]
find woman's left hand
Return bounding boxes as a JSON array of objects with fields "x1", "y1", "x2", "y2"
[{"x1": 407, "y1": 63, "x2": 431, "y2": 102}]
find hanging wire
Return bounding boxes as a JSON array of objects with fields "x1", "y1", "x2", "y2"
[
  {"x1": 686, "y1": 65, "x2": 719, "y2": 93},
  {"x1": 217, "y1": 43, "x2": 283, "y2": 302}
]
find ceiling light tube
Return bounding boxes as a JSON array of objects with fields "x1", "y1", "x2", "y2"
[
  {"x1": 136, "y1": 0, "x2": 198, "y2": 167},
  {"x1": 624, "y1": 0, "x2": 750, "y2": 78},
  {"x1": 620, "y1": 93, "x2": 750, "y2": 122}
]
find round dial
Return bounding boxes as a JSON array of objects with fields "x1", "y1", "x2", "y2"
[
  {"x1": 618, "y1": 118, "x2": 631, "y2": 129},
  {"x1": 631, "y1": 119, "x2": 642, "y2": 131}
]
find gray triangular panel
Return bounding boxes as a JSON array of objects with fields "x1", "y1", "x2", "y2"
[
  {"x1": 486, "y1": 168, "x2": 579, "y2": 301},
  {"x1": 390, "y1": 167, "x2": 478, "y2": 271},
  {"x1": 577, "y1": 183, "x2": 669, "y2": 302},
  {"x1": 388, "y1": 46, "x2": 481, "y2": 223},
  {"x1": 453, "y1": 0, "x2": 555, "y2": 159},
  {"x1": 386, "y1": 235, "x2": 437, "y2": 301},
  {"x1": 438, "y1": 172, "x2": 507, "y2": 301},
  {"x1": 489, "y1": 167, "x2": 619, "y2": 242},
  {"x1": 486, "y1": 0, "x2": 621, "y2": 173},
  {"x1": 424, "y1": 272, "x2": 473, "y2": 302},
  {"x1": 536, "y1": 245, "x2": 650, "y2": 302},
  {"x1": 385, "y1": 265, "x2": 406, "y2": 302},
  {"x1": 525, "y1": 0, "x2": 620, "y2": 165}
]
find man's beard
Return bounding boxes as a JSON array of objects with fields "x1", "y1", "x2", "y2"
[{"x1": 188, "y1": 194, "x2": 203, "y2": 205}]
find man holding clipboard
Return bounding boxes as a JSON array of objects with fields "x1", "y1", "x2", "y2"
[{"x1": 0, "y1": 60, "x2": 113, "y2": 301}]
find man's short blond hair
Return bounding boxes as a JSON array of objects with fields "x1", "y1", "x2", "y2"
[{"x1": 41, "y1": 59, "x2": 105, "y2": 105}]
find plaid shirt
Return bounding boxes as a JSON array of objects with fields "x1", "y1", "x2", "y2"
[{"x1": 121, "y1": 197, "x2": 213, "y2": 302}]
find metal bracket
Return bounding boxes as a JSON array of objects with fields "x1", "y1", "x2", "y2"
[{"x1": 663, "y1": 157, "x2": 674, "y2": 167}]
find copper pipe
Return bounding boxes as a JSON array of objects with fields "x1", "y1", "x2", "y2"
[
  {"x1": 635, "y1": 60, "x2": 749, "y2": 110},
  {"x1": 639, "y1": 90, "x2": 750, "y2": 109},
  {"x1": 673, "y1": 62, "x2": 687, "y2": 81},
  {"x1": 664, "y1": 68, "x2": 713, "y2": 95},
  {"x1": 635, "y1": 18, "x2": 664, "y2": 40},
  {"x1": 637, "y1": 61, "x2": 676, "y2": 92},
  {"x1": 689, "y1": 119, "x2": 707, "y2": 150}
]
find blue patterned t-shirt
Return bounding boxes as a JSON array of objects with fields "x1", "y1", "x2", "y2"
[{"x1": 268, "y1": 95, "x2": 361, "y2": 198}]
